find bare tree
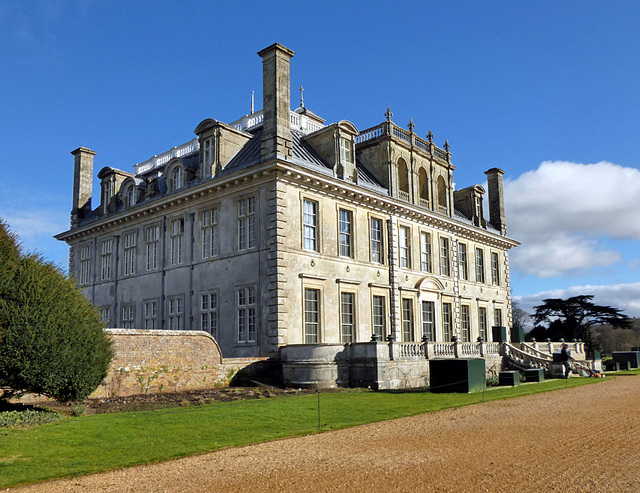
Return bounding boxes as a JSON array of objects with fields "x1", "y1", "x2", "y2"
[{"x1": 511, "y1": 300, "x2": 530, "y2": 332}]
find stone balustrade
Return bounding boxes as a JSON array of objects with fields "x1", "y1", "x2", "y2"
[
  {"x1": 355, "y1": 121, "x2": 450, "y2": 163},
  {"x1": 397, "y1": 342, "x2": 425, "y2": 359},
  {"x1": 524, "y1": 341, "x2": 586, "y2": 362},
  {"x1": 389, "y1": 341, "x2": 503, "y2": 361},
  {"x1": 430, "y1": 342, "x2": 456, "y2": 358},
  {"x1": 134, "y1": 138, "x2": 200, "y2": 175},
  {"x1": 281, "y1": 339, "x2": 596, "y2": 390},
  {"x1": 503, "y1": 343, "x2": 553, "y2": 373}
]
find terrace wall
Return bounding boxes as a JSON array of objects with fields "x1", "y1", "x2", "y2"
[{"x1": 91, "y1": 329, "x2": 269, "y2": 398}]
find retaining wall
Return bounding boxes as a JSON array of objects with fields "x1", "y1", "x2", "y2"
[{"x1": 91, "y1": 329, "x2": 268, "y2": 398}]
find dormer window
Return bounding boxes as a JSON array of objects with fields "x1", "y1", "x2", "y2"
[
  {"x1": 102, "y1": 179, "x2": 113, "y2": 214},
  {"x1": 203, "y1": 137, "x2": 214, "y2": 171},
  {"x1": 127, "y1": 186, "x2": 136, "y2": 208},
  {"x1": 172, "y1": 166, "x2": 184, "y2": 190},
  {"x1": 340, "y1": 137, "x2": 353, "y2": 165}
]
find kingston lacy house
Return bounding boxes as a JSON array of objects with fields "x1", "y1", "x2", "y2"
[{"x1": 56, "y1": 43, "x2": 524, "y2": 390}]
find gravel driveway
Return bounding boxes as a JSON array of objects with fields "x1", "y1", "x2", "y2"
[{"x1": 14, "y1": 376, "x2": 640, "y2": 492}]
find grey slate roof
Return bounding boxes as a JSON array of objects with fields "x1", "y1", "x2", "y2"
[
  {"x1": 454, "y1": 208, "x2": 501, "y2": 234},
  {"x1": 219, "y1": 128, "x2": 387, "y2": 194}
]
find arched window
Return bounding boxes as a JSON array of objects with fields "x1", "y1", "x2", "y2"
[
  {"x1": 398, "y1": 158, "x2": 409, "y2": 195},
  {"x1": 102, "y1": 178, "x2": 113, "y2": 214},
  {"x1": 172, "y1": 166, "x2": 184, "y2": 190},
  {"x1": 437, "y1": 176, "x2": 447, "y2": 210},
  {"x1": 127, "y1": 186, "x2": 136, "y2": 208},
  {"x1": 418, "y1": 168, "x2": 429, "y2": 204}
]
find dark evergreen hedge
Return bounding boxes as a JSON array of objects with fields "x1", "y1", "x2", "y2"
[{"x1": 0, "y1": 220, "x2": 113, "y2": 402}]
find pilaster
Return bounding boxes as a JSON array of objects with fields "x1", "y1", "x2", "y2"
[{"x1": 265, "y1": 179, "x2": 289, "y2": 352}]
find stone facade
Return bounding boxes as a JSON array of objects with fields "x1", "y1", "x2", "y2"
[{"x1": 56, "y1": 43, "x2": 519, "y2": 389}]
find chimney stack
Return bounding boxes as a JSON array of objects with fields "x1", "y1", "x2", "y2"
[
  {"x1": 71, "y1": 147, "x2": 96, "y2": 227},
  {"x1": 484, "y1": 168, "x2": 506, "y2": 235},
  {"x1": 258, "y1": 43, "x2": 295, "y2": 162}
]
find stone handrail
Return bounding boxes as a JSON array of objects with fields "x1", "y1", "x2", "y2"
[
  {"x1": 415, "y1": 138, "x2": 429, "y2": 152},
  {"x1": 394, "y1": 341, "x2": 501, "y2": 360},
  {"x1": 461, "y1": 342, "x2": 481, "y2": 356},
  {"x1": 229, "y1": 110, "x2": 325, "y2": 136},
  {"x1": 520, "y1": 343, "x2": 553, "y2": 360},
  {"x1": 503, "y1": 343, "x2": 552, "y2": 373},
  {"x1": 486, "y1": 342, "x2": 501, "y2": 355},
  {"x1": 393, "y1": 126, "x2": 411, "y2": 142},
  {"x1": 134, "y1": 138, "x2": 200, "y2": 175},
  {"x1": 398, "y1": 342, "x2": 425, "y2": 359},
  {"x1": 529, "y1": 341, "x2": 586, "y2": 357},
  {"x1": 355, "y1": 122, "x2": 449, "y2": 161},
  {"x1": 430, "y1": 342, "x2": 455, "y2": 358},
  {"x1": 434, "y1": 147, "x2": 447, "y2": 160},
  {"x1": 355, "y1": 124, "x2": 386, "y2": 143},
  {"x1": 230, "y1": 111, "x2": 264, "y2": 132}
]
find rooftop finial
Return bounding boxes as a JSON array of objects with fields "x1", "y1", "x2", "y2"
[
  {"x1": 300, "y1": 86, "x2": 304, "y2": 108},
  {"x1": 427, "y1": 129, "x2": 433, "y2": 143},
  {"x1": 385, "y1": 107, "x2": 393, "y2": 121},
  {"x1": 251, "y1": 91, "x2": 255, "y2": 114},
  {"x1": 408, "y1": 118, "x2": 415, "y2": 133},
  {"x1": 444, "y1": 139, "x2": 450, "y2": 152}
]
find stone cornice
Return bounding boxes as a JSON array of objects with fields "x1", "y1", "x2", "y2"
[
  {"x1": 56, "y1": 161, "x2": 277, "y2": 242},
  {"x1": 57, "y1": 156, "x2": 520, "y2": 253},
  {"x1": 275, "y1": 162, "x2": 519, "y2": 251}
]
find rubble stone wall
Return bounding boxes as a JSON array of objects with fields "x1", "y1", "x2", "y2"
[{"x1": 91, "y1": 329, "x2": 268, "y2": 398}]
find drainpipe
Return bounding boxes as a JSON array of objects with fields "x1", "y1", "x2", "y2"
[
  {"x1": 113, "y1": 235, "x2": 120, "y2": 326},
  {"x1": 188, "y1": 212, "x2": 196, "y2": 331},
  {"x1": 161, "y1": 216, "x2": 167, "y2": 330},
  {"x1": 387, "y1": 216, "x2": 399, "y2": 347},
  {"x1": 90, "y1": 237, "x2": 97, "y2": 305}
]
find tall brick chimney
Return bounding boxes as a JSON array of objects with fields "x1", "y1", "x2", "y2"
[
  {"x1": 71, "y1": 147, "x2": 96, "y2": 227},
  {"x1": 258, "y1": 43, "x2": 294, "y2": 162},
  {"x1": 484, "y1": 167, "x2": 506, "y2": 235}
]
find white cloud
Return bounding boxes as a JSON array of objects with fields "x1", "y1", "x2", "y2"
[
  {"x1": 514, "y1": 282, "x2": 640, "y2": 318},
  {"x1": 3, "y1": 210, "x2": 67, "y2": 241},
  {"x1": 510, "y1": 232, "x2": 621, "y2": 278},
  {"x1": 0, "y1": 184, "x2": 69, "y2": 263},
  {"x1": 505, "y1": 161, "x2": 640, "y2": 278}
]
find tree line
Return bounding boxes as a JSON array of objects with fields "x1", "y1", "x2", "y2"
[{"x1": 517, "y1": 295, "x2": 634, "y2": 354}]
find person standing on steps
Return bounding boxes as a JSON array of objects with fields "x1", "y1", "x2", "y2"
[{"x1": 560, "y1": 344, "x2": 573, "y2": 378}]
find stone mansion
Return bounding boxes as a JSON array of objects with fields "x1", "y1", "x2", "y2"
[{"x1": 56, "y1": 43, "x2": 520, "y2": 388}]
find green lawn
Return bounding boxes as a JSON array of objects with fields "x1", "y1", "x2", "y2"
[
  {"x1": 604, "y1": 368, "x2": 640, "y2": 376},
  {"x1": 0, "y1": 378, "x2": 601, "y2": 489}
]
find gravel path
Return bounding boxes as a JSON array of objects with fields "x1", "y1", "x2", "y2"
[{"x1": 13, "y1": 376, "x2": 640, "y2": 492}]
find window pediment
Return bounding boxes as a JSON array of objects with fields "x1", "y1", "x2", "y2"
[{"x1": 415, "y1": 276, "x2": 445, "y2": 293}]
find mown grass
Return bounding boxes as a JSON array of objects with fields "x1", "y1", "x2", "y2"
[
  {"x1": 604, "y1": 367, "x2": 640, "y2": 376},
  {"x1": 0, "y1": 377, "x2": 602, "y2": 489}
]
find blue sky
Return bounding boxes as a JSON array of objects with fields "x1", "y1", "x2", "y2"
[{"x1": 1, "y1": 1, "x2": 639, "y2": 317}]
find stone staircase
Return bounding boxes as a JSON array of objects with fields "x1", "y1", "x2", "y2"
[
  {"x1": 503, "y1": 342, "x2": 602, "y2": 378},
  {"x1": 503, "y1": 343, "x2": 554, "y2": 376}
]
